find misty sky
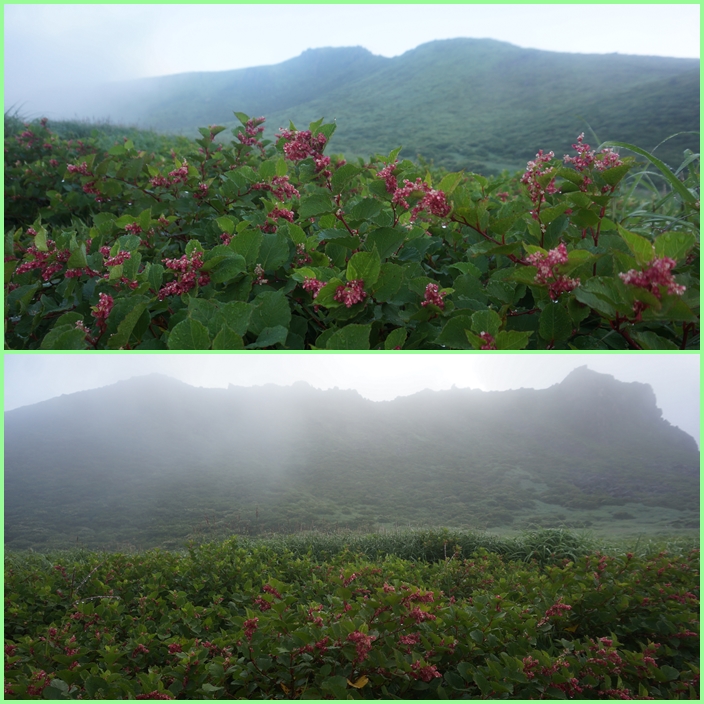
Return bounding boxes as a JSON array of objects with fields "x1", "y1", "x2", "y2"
[
  {"x1": 3, "y1": 353, "x2": 699, "y2": 443},
  {"x1": 5, "y1": 4, "x2": 700, "y2": 119}
]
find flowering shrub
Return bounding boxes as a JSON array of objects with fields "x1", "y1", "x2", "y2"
[
  {"x1": 4, "y1": 113, "x2": 699, "y2": 349},
  {"x1": 3, "y1": 535, "x2": 699, "y2": 699}
]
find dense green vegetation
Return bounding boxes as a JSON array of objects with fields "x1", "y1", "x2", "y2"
[
  {"x1": 4, "y1": 531, "x2": 699, "y2": 699},
  {"x1": 75, "y1": 39, "x2": 699, "y2": 173},
  {"x1": 4, "y1": 105, "x2": 699, "y2": 350},
  {"x1": 5, "y1": 369, "x2": 699, "y2": 552}
]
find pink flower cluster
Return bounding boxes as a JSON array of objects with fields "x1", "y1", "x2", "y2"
[
  {"x1": 377, "y1": 164, "x2": 451, "y2": 221},
  {"x1": 252, "y1": 175, "x2": 300, "y2": 201},
  {"x1": 243, "y1": 617, "x2": 259, "y2": 640},
  {"x1": 158, "y1": 251, "x2": 210, "y2": 300},
  {"x1": 15, "y1": 238, "x2": 70, "y2": 281},
  {"x1": 398, "y1": 632, "x2": 421, "y2": 646},
  {"x1": 525, "y1": 242, "x2": 580, "y2": 299},
  {"x1": 619, "y1": 257, "x2": 686, "y2": 298},
  {"x1": 421, "y1": 282, "x2": 447, "y2": 309},
  {"x1": 537, "y1": 598, "x2": 572, "y2": 627},
  {"x1": 520, "y1": 150, "x2": 557, "y2": 207},
  {"x1": 347, "y1": 630, "x2": 376, "y2": 662},
  {"x1": 302, "y1": 277, "x2": 325, "y2": 299},
  {"x1": 150, "y1": 161, "x2": 190, "y2": 189},
  {"x1": 410, "y1": 660, "x2": 442, "y2": 682},
  {"x1": 237, "y1": 117, "x2": 266, "y2": 148},
  {"x1": 564, "y1": 133, "x2": 623, "y2": 172},
  {"x1": 334, "y1": 279, "x2": 367, "y2": 307},
  {"x1": 100, "y1": 246, "x2": 131, "y2": 267},
  {"x1": 479, "y1": 331, "x2": 496, "y2": 350},
  {"x1": 67, "y1": 162, "x2": 91, "y2": 176},
  {"x1": 91, "y1": 293, "x2": 114, "y2": 334},
  {"x1": 276, "y1": 128, "x2": 330, "y2": 173}
]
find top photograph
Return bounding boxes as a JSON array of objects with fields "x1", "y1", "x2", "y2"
[{"x1": 4, "y1": 4, "x2": 699, "y2": 350}]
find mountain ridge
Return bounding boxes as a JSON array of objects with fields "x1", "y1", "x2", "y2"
[
  {"x1": 69, "y1": 37, "x2": 699, "y2": 173},
  {"x1": 4, "y1": 367, "x2": 698, "y2": 550}
]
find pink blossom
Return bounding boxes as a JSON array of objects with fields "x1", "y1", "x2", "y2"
[
  {"x1": 269, "y1": 206, "x2": 295, "y2": 222},
  {"x1": 347, "y1": 630, "x2": 376, "y2": 661},
  {"x1": 167, "y1": 161, "x2": 189, "y2": 184},
  {"x1": 479, "y1": 331, "x2": 496, "y2": 350},
  {"x1": 158, "y1": 251, "x2": 210, "y2": 299},
  {"x1": 398, "y1": 632, "x2": 421, "y2": 646},
  {"x1": 276, "y1": 128, "x2": 327, "y2": 162},
  {"x1": 526, "y1": 243, "x2": 580, "y2": 299},
  {"x1": 243, "y1": 617, "x2": 259, "y2": 640},
  {"x1": 564, "y1": 133, "x2": 623, "y2": 172},
  {"x1": 334, "y1": 279, "x2": 367, "y2": 307},
  {"x1": 410, "y1": 661, "x2": 442, "y2": 682},
  {"x1": 376, "y1": 162, "x2": 398, "y2": 193},
  {"x1": 619, "y1": 257, "x2": 686, "y2": 298},
  {"x1": 237, "y1": 117, "x2": 266, "y2": 148},
  {"x1": 537, "y1": 598, "x2": 572, "y2": 626},
  {"x1": 521, "y1": 150, "x2": 557, "y2": 205},
  {"x1": 302, "y1": 277, "x2": 325, "y2": 299},
  {"x1": 421, "y1": 282, "x2": 447, "y2": 309},
  {"x1": 67, "y1": 162, "x2": 90, "y2": 175},
  {"x1": 407, "y1": 607, "x2": 436, "y2": 623}
]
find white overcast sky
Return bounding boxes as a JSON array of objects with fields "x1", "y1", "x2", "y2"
[
  {"x1": 4, "y1": 4, "x2": 700, "y2": 118},
  {"x1": 3, "y1": 353, "x2": 700, "y2": 444}
]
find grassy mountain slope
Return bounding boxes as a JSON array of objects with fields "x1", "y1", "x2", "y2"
[
  {"x1": 4, "y1": 368, "x2": 698, "y2": 550},
  {"x1": 82, "y1": 38, "x2": 699, "y2": 174}
]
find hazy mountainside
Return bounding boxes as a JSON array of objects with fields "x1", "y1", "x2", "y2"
[
  {"x1": 4, "y1": 367, "x2": 699, "y2": 550},
  {"x1": 78, "y1": 38, "x2": 699, "y2": 173}
]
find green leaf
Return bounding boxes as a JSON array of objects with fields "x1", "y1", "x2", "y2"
[
  {"x1": 470, "y1": 309, "x2": 501, "y2": 338},
  {"x1": 601, "y1": 140, "x2": 698, "y2": 204},
  {"x1": 654, "y1": 231, "x2": 697, "y2": 262},
  {"x1": 168, "y1": 318, "x2": 211, "y2": 350},
  {"x1": 230, "y1": 229, "x2": 263, "y2": 266},
  {"x1": 39, "y1": 325, "x2": 87, "y2": 350},
  {"x1": 216, "y1": 216, "x2": 236, "y2": 235},
  {"x1": 347, "y1": 248, "x2": 381, "y2": 287},
  {"x1": 659, "y1": 665, "x2": 681, "y2": 682},
  {"x1": 221, "y1": 301, "x2": 253, "y2": 336},
  {"x1": 107, "y1": 302, "x2": 149, "y2": 349},
  {"x1": 435, "y1": 316, "x2": 474, "y2": 349},
  {"x1": 212, "y1": 325, "x2": 245, "y2": 350},
  {"x1": 66, "y1": 244, "x2": 88, "y2": 269},
  {"x1": 249, "y1": 325, "x2": 289, "y2": 348},
  {"x1": 631, "y1": 331, "x2": 678, "y2": 350},
  {"x1": 325, "y1": 324, "x2": 371, "y2": 350},
  {"x1": 539, "y1": 304, "x2": 573, "y2": 342},
  {"x1": 321, "y1": 676, "x2": 349, "y2": 699},
  {"x1": 364, "y1": 227, "x2": 407, "y2": 260},
  {"x1": 495, "y1": 330, "x2": 532, "y2": 349},
  {"x1": 233, "y1": 111, "x2": 250, "y2": 126},
  {"x1": 599, "y1": 163, "x2": 631, "y2": 187},
  {"x1": 384, "y1": 328, "x2": 407, "y2": 350},
  {"x1": 331, "y1": 163, "x2": 361, "y2": 193},
  {"x1": 299, "y1": 194, "x2": 334, "y2": 219},
  {"x1": 259, "y1": 232, "x2": 290, "y2": 271},
  {"x1": 208, "y1": 253, "x2": 246, "y2": 284},
  {"x1": 437, "y1": 171, "x2": 464, "y2": 195},
  {"x1": 249, "y1": 290, "x2": 291, "y2": 336},
  {"x1": 618, "y1": 225, "x2": 654, "y2": 265},
  {"x1": 350, "y1": 198, "x2": 382, "y2": 221},
  {"x1": 372, "y1": 262, "x2": 405, "y2": 302}
]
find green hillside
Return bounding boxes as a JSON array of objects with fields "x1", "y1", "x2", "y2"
[
  {"x1": 83, "y1": 38, "x2": 700, "y2": 174},
  {"x1": 5, "y1": 368, "x2": 699, "y2": 551}
]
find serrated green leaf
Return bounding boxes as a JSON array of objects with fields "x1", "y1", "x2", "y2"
[
  {"x1": 107, "y1": 302, "x2": 148, "y2": 349},
  {"x1": 618, "y1": 225, "x2": 654, "y2": 265},
  {"x1": 471, "y1": 309, "x2": 501, "y2": 337},
  {"x1": 539, "y1": 303, "x2": 573, "y2": 342},
  {"x1": 249, "y1": 290, "x2": 291, "y2": 336},
  {"x1": 299, "y1": 194, "x2": 334, "y2": 219},
  {"x1": 654, "y1": 231, "x2": 696, "y2": 262},
  {"x1": 168, "y1": 318, "x2": 211, "y2": 350},
  {"x1": 384, "y1": 328, "x2": 407, "y2": 350},
  {"x1": 347, "y1": 248, "x2": 381, "y2": 287},
  {"x1": 325, "y1": 324, "x2": 371, "y2": 350}
]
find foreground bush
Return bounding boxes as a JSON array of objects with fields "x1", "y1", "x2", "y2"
[
  {"x1": 4, "y1": 113, "x2": 699, "y2": 349},
  {"x1": 4, "y1": 534, "x2": 699, "y2": 699}
]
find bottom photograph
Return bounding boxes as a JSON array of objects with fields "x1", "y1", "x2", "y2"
[{"x1": 4, "y1": 353, "x2": 700, "y2": 700}]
